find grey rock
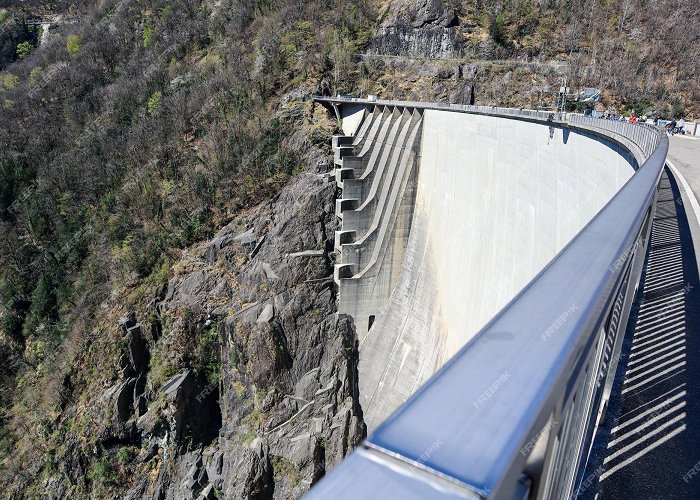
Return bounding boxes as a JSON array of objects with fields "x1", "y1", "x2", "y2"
[
  {"x1": 294, "y1": 368, "x2": 321, "y2": 401},
  {"x1": 119, "y1": 311, "x2": 137, "y2": 333},
  {"x1": 235, "y1": 228, "x2": 257, "y2": 247},
  {"x1": 126, "y1": 324, "x2": 149, "y2": 375},
  {"x1": 162, "y1": 370, "x2": 191, "y2": 397},
  {"x1": 115, "y1": 378, "x2": 136, "y2": 424},
  {"x1": 459, "y1": 63, "x2": 478, "y2": 80},
  {"x1": 204, "y1": 226, "x2": 237, "y2": 262},
  {"x1": 213, "y1": 451, "x2": 224, "y2": 475},
  {"x1": 262, "y1": 262, "x2": 280, "y2": 280},
  {"x1": 198, "y1": 484, "x2": 216, "y2": 500},
  {"x1": 106, "y1": 165, "x2": 363, "y2": 499},
  {"x1": 166, "y1": 270, "x2": 232, "y2": 313},
  {"x1": 287, "y1": 249, "x2": 325, "y2": 258},
  {"x1": 250, "y1": 437, "x2": 265, "y2": 459},
  {"x1": 256, "y1": 303, "x2": 274, "y2": 324},
  {"x1": 369, "y1": 0, "x2": 461, "y2": 58},
  {"x1": 450, "y1": 83, "x2": 475, "y2": 105},
  {"x1": 182, "y1": 478, "x2": 197, "y2": 490}
]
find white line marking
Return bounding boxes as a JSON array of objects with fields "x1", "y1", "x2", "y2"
[
  {"x1": 644, "y1": 279, "x2": 686, "y2": 293},
  {"x1": 667, "y1": 159, "x2": 700, "y2": 228},
  {"x1": 634, "y1": 314, "x2": 685, "y2": 337},
  {"x1": 638, "y1": 291, "x2": 684, "y2": 310},
  {"x1": 631, "y1": 327, "x2": 684, "y2": 352},
  {"x1": 637, "y1": 294, "x2": 685, "y2": 318},
  {"x1": 645, "y1": 262, "x2": 683, "y2": 276},
  {"x1": 628, "y1": 369, "x2": 687, "y2": 398},
  {"x1": 633, "y1": 313, "x2": 684, "y2": 337},
  {"x1": 643, "y1": 269, "x2": 685, "y2": 284},
  {"x1": 627, "y1": 339, "x2": 685, "y2": 367},
  {"x1": 629, "y1": 332, "x2": 685, "y2": 359},
  {"x1": 626, "y1": 346, "x2": 685, "y2": 376}
]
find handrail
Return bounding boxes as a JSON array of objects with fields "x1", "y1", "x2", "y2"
[
  {"x1": 314, "y1": 95, "x2": 661, "y2": 165},
  {"x1": 308, "y1": 96, "x2": 668, "y2": 499}
]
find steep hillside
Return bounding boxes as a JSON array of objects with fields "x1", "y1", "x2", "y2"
[
  {"x1": 0, "y1": 0, "x2": 697, "y2": 498},
  {"x1": 0, "y1": 0, "x2": 371, "y2": 497}
]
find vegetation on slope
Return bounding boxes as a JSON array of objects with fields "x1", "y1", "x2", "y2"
[{"x1": 0, "y1": 0, "x2": 373, "y2": 496}]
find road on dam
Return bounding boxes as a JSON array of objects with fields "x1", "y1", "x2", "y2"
[{"x1": 581, "y1": 136, "x2": 700, "y2": 499}]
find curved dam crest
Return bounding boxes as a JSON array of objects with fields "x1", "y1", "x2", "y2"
[{"x1": 330, "y1": 102, "x2": 638, "y2": 431}]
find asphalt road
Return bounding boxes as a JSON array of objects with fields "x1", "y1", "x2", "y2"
[
  {"x1": 668, "y1": 136, "x2": 700, "y2": 198},
  {"x1": 667, "y1": 136, "x2": 700, "y2": 261}
]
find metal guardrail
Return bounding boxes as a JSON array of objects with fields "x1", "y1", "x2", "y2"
[
  {"x1": 316, "y1": 96, "x2": 662, "y2": 164},
  {"x1": 308, "y1": 96, "x2": 668, "y2": 499}
]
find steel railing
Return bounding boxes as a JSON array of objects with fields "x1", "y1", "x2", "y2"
[
  {"x1": 308, "y1": 96, "x2": 668, "y2": 499},
  {"x1": 315, "y1": 95, "x2": 661, "y2": 165}
]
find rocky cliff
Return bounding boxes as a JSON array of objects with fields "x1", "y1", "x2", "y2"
[
  {"x1": 369, "y1": 0, "x2": 462, "y2": 59},
  {"x1": 112, "y1": 139, "x2": 365, "y2": 499},
  {"x1": 23, "y1": 137, "x2": 366, "y2": 499}
]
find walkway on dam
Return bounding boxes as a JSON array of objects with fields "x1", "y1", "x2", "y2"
[{"x1": 581, "y1": 137, "x2": 700, "y2": 498}]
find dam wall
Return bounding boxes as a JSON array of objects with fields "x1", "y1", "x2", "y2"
[{"x1": 330, "y1": 101, "x2": 638, "y2": 430}]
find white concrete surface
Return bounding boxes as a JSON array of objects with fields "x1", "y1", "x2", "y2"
[
  {"x1": 340, "y1": 104, "x2": 366, "y2": 136},
  {"x1": 335, "y1": 106, "x2": 423, "y2": 338},
  {"x1": 358, "y1": 109, "x2": 638, "y2": 430}
]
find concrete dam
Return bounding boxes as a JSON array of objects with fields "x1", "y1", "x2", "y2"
[
  {"x1": 309, "y1": 97, "x2": 675, "y2": 499},
  {"x1": 324, "y1": 98, "x2": 639, "y2": 431}
]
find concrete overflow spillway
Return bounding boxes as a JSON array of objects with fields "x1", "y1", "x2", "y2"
[{"x1": 327, "y1": 100, "x2": 638, "y2": 431}]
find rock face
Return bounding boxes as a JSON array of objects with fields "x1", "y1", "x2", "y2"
[
  {"x1": 369, "y1": 0, "x2": 462, "y2": 58},
  {"x1": 120, "y1": 165, "x2": 365, "y2": 499}
]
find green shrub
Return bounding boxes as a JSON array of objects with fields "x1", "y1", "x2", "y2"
[
  {"x1": 490, "y1": 13, "x2": 508, "y2": 46},
  {"x1": 2, "y1": 73, "x2": 19, "y2": 89},
  {"x1": 272, "y1": 456, "x2": 302, "y2": 487},
  {"x1": 143, "y1": 18, "x2": 154, "y2": 47},
  {"x1": 66, "y1": 35, "x2": 83, "y2": 56},
  {"x1": 147, "y1": 90, "x2": 162, "y2": 115},
  {"x1": 16, "y1": 42, "x2": 33, "y2": 60},
  {"x1": 117, "y1": 447, "x2": 131, "y2": 464},
  {"x1": 89, "y1": 460, "x2": 113, "y2": 482},
  {"x1": 149, "y1": 349, "x2": 177, "y2": 390},
  {"x1": 29, "y1": 67, "x2": 44, "y2": 85}
]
